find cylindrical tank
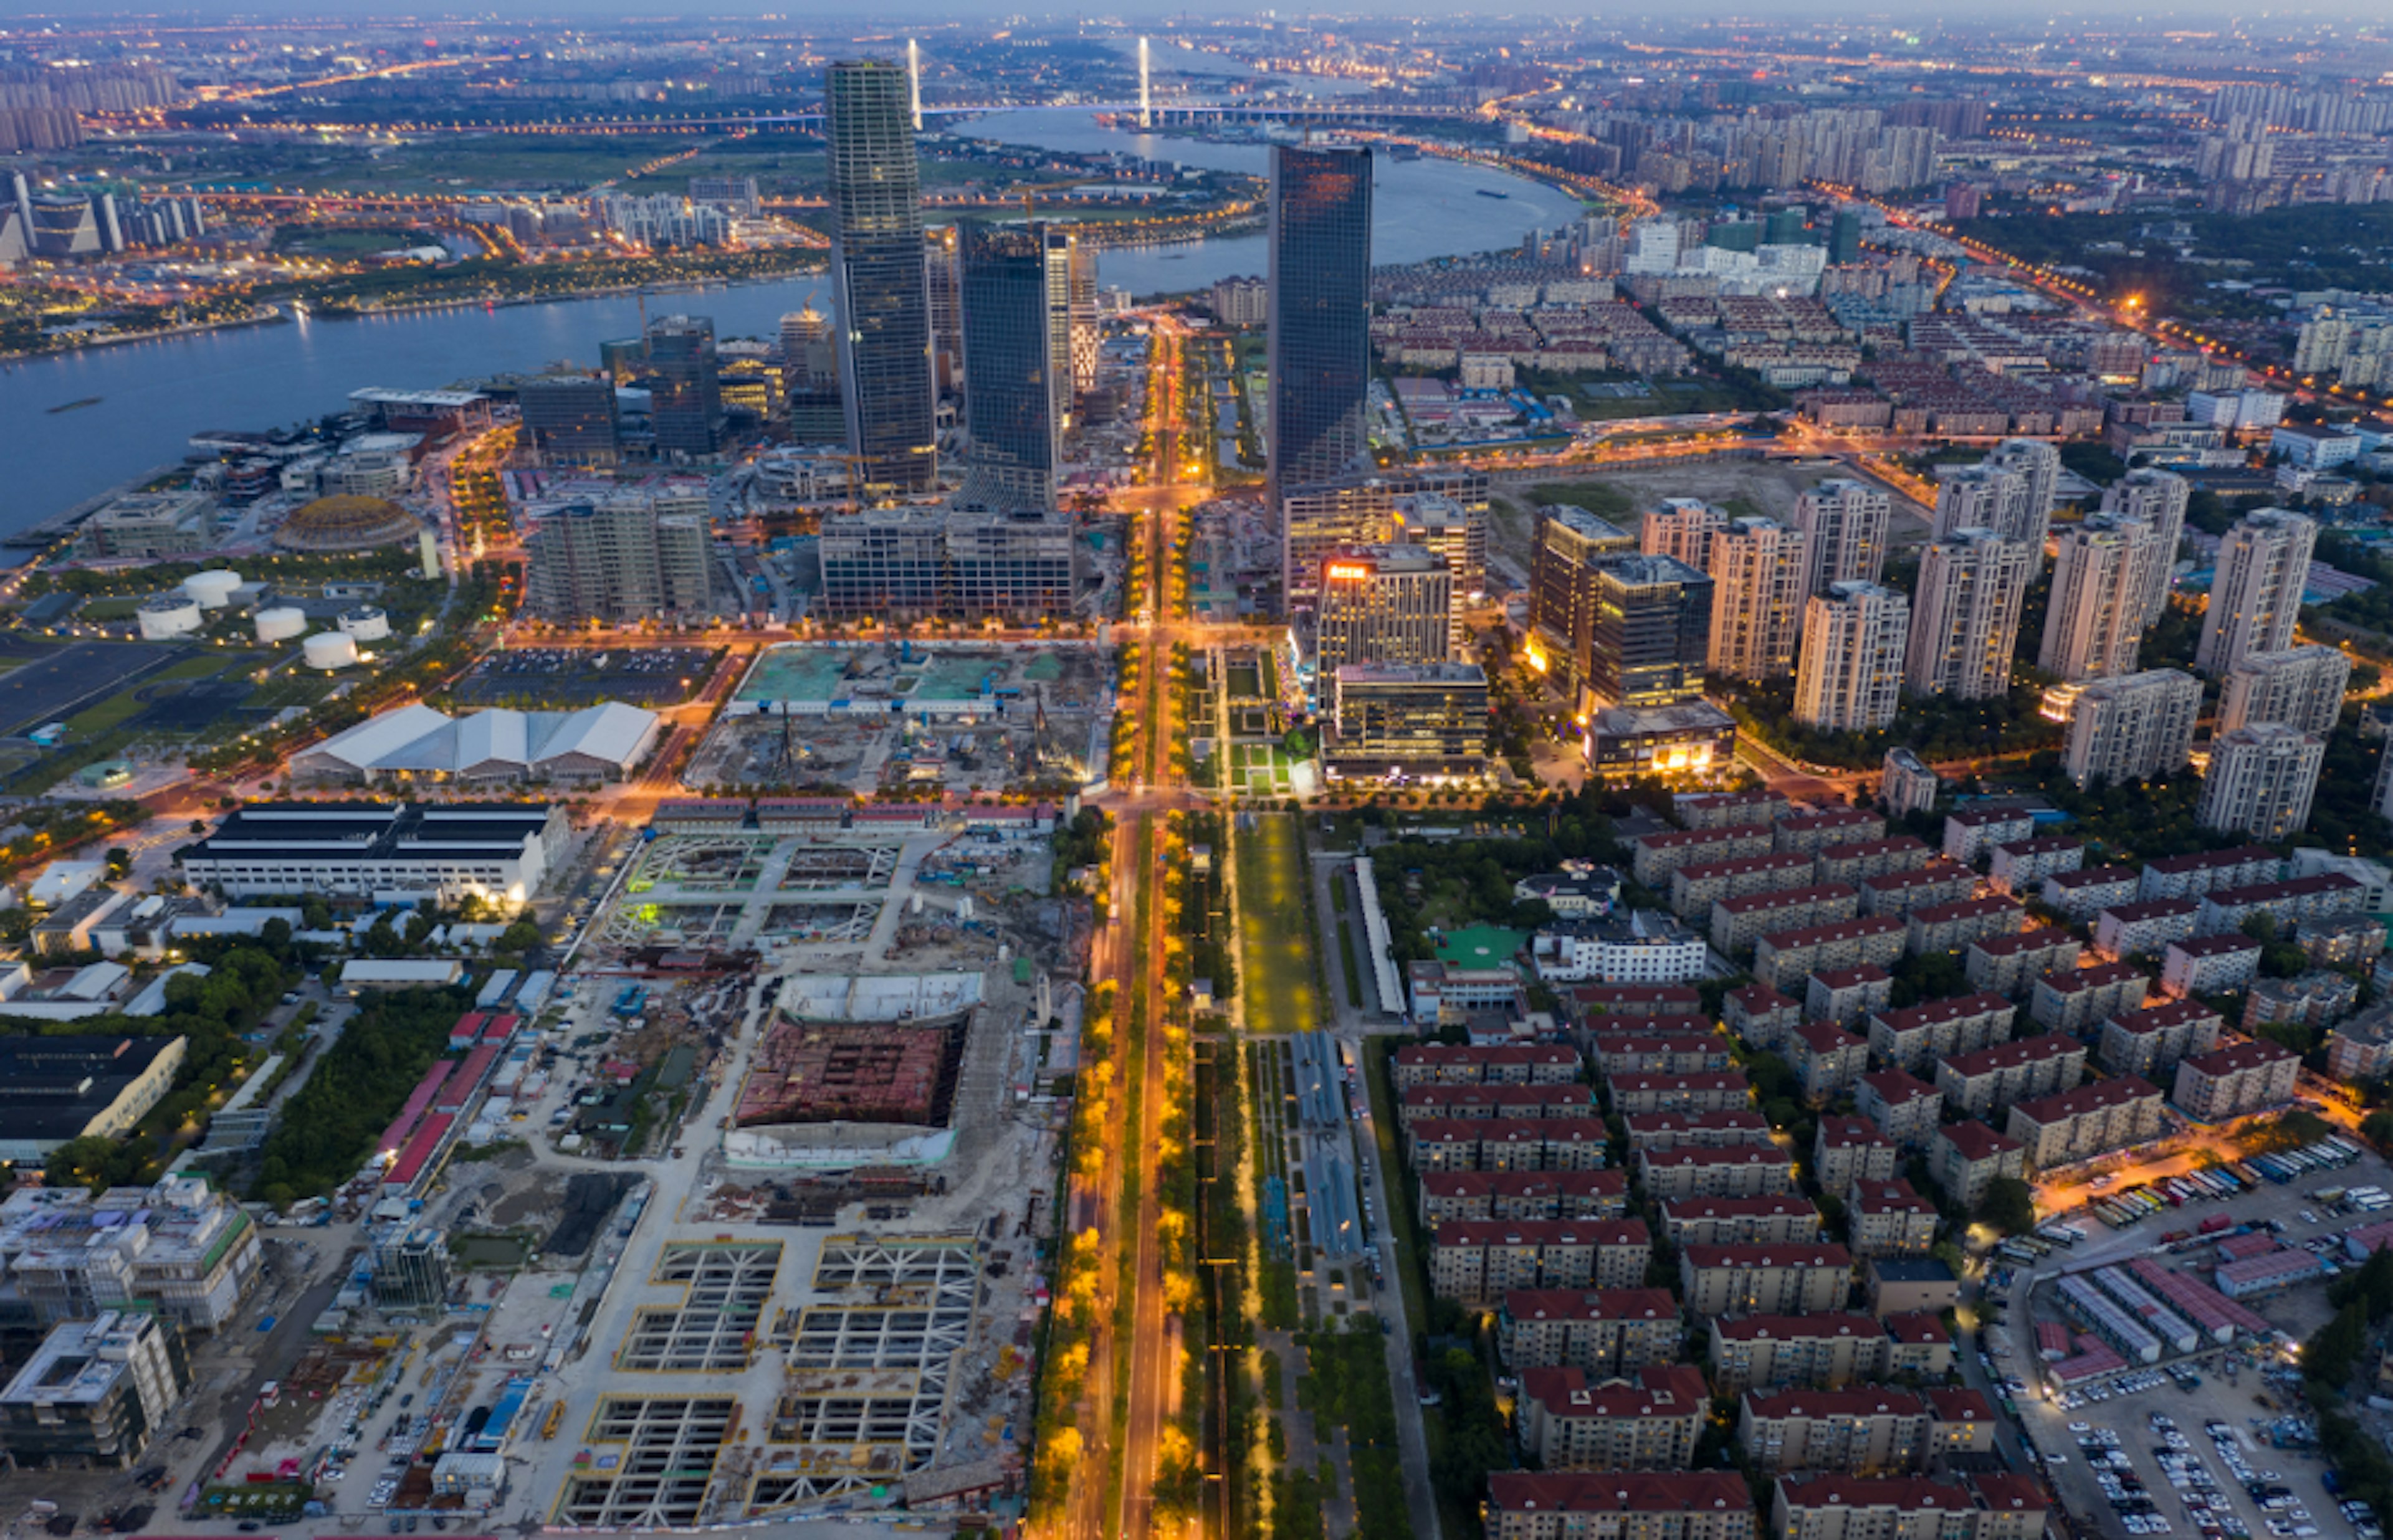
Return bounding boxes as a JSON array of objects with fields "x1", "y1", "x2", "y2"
[
  {"x1": 337, "y1": 605, "x2": 391, "y2": 642},
  {"x1": 254, "y1": 606, "x2": 307, "y2": 644},
  {"x1": 182, "y1": 569, "x2": 242, "y2": 609},
  {"x1": 137, "y1": 593, "x2": 203, "y2": 640},
  {"x1": 302, "y1": 632, "x2": 360, "y2": 670}
]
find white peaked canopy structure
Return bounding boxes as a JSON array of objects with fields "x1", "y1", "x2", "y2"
[{"x1": 291, "y1": 701, "x2": 661, "y2": 784}]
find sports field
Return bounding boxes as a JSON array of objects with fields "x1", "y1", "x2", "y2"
[{"x1": 1235, "y1": 812, "x2": 1321, "y2": 1035}]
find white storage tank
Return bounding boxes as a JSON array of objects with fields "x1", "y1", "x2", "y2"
[
  {"x1": 302, "y1": 632, "x2": 360, "y2": 670},
  {"x1": 254, "y1": 606, "x2": 308, "y2": 644},
  {"x1": 182, "y1": 569, "x2": 242, "y2": 610},
  {"x1": 137, "y1": 592, "x2": 203, "y2": 640},
  {"x1": 337, "y1": 605, "x2": 391, "y2": 642}
]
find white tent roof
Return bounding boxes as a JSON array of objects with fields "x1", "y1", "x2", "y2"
[
  {"x1": 531, "y1": 701, "x2": 658, "y2": 769},
  {"x1": 304, "y1": 703, "x2": 454, "y2": 774},
  {"x1": 296, "y1": 701, "x2": 658, "y2": 778}
]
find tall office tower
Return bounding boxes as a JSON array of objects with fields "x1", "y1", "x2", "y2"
[
  {"x1": 1792, "y1": 582, "x2": 1909, "y2": 731},
  {"x1": 1982, "y1": 438, "x2": 2062, "y2": 547},
  {"x1": 1587, "y1": 554, "x2": 1714, "y2": 709},
  {"x1": 1640, "y1": 498, "x2": 1726, "y2": 571},
  {"x1": 1931, "y1": 465, "x2": 2030, "y2": 542},
  {"x1": 1279, "y1": 471, "x2": 1488, "y2": 607},
  {"x1": 816, "y1": 504, "x2": 1079, "y2": 622},
  {"x1": 1704, "y1": 517, "x2": 1810, "y2": 682},
  {"x1": 517, "y1": 373, "x2": 623, "y2": 468},
  {"x1": 780, "y1": 308, "x2": 844, "y2": 441},
  {"x1": 1789, "y1": 478, "x2": 1890, "y2": 593},
  {"x1": 2102, "y1": 468, "x2": 2192, "y2": 623},
  {"x1": 2037, "y1": 518, "x2": 2164, "y2": 683},
  {"x1": 1389, "y1": 493, "x2": 1487, "y2": 601},
  {"x1": 1527, "y1": 504, "x2": 1637, "y2": 698},
  {"x1": 644, "y1": 314, "x2": 722, "y2": 457},
  {"x1": 1904, "y1": 530, "x2": 2036, "y2": 700},
  {"x1": 2061, "y1": 669, "x2": 2202, "y2": 789},
  {"x1": 527, "y1": 492, "x2": 714, "y2": 623},
  {"x1": 827, "y1": 58, "x2": 937, "y2": 495},
  {"x1": 1041, "y1": 224, "x2": 1080, "y2": 434},
  {"x1": 1266, "y1": 142, "x2": 1373, "y2": 512},
  {"x1": 1067, "y1": 236, "x2": 1101, "y2": 403},
  {"x1": 2198, "y1": 723, "x2": 2328, "y2": 840},
  {"x1": 2215, "y1": 645, "x2": 2353, "y2": 737},
  {"x1": 957, "y1": 221, "x2": 1062, "y2": 512},
  {"x1": 924, "y1": 226, "x2": 965, "y2": 402},
  {"x1": 1313, "y1": 544, "x2": 1454, "y2": 673},
  {"x1": 2195, "y1": 508, "x2": 2318, "y2": 674}
]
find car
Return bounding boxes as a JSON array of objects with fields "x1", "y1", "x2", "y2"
[{"x1": 240, "y1": 1526, "x2": 261, "y2": 1534}]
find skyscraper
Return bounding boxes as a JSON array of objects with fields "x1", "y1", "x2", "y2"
[
  {"x1": 1931, "y1": 465, "x2": 2030, "y2": 543},
  {"x1": 644, "y1": 314, "x2": 721, "y2": 458},
  {"x1": 1982, "y1": 439, "x2": 2062, "y2": 547},
  {"x1": 1904, "y1": 530, "x2": 2036, "y2": 700},
  {"x1": 780, "y1": 308, "x2": 844, "y2": 442},
  {"x1": 1267, "y1": 143, "x2": 1373, "y2": 512},
  {"x1": 1793, "y1": 582, "x2": 1909, "y2": 731},
  {"x1": 1789, "y1": 478, "x2": 1890, "y2": 593},
  {"x1": 827, "y1": 58, "x2": 937, "y2": 495},
  {"x1": 1527, "y1": 505, "x2": 1638, "y2": 697},
  {"x1": 2198, "y1": 724, "x2": 2327, "y2": 841},
  {"x1": 1704, "y1": 517, "x2": 1810, "y2": 682},
  {"x1": 958, "y1": 220, "x2": 1062, "y2": 512},
  {"x1": 2103, "y1": 468, "x2": 2192, "y2": 624},
  {"x1": 1640, "y1": 498, "x2": 1727, "y2": 572},
  {"x1": 2061, "y1": 669, "x2": 2202, "y2": 790},
  {"x1": 1042, "y1": 224, "x2": 1080, "y2": 435},
  {"x1": 1066, "y1": 235, "x2": 1101, "y2": 406},
  {"x1": 2038, "y1": 518, "x2": 2164, "y2": 683},
  {"x1": 517, "y1": 373, "x2": 622, "y2": 468},
  {"x1": 1588, "y1": 554, "x2": 1714, "y2": 710},
  {"x1": 1313, "y1": 545, "x2": 1453, "y2": 673},
  {"x1": 2195, "y1": 508, "x2": 2318, "y2": 674},
  {"x1": 925, "y1": 226, "x2": 964, "y2": 402},
  {"x1": 2215, "y1": 645, "x2": 2352, "y2": 737}
]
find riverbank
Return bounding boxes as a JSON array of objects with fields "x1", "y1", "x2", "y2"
[
  {"x1": 307, "y1": 259, "x2": 831, "y2": 320},
  {"x1": 1, "y1": 305, "x2": 285, "y2": 364}
]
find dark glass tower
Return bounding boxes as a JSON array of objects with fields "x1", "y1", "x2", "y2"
[
  {"x1": 1266, "y1": 143, "x2": 1373, "y2": 513},
  {"x1": 1589, "y1": 554, "x2": 1714, "y2": 707},
  {"x1": 958, "y1": 220, "x2": 1060, "y2": 511},
  {"x1": 827, "y1": 58, "x2": 937, "y2": 496},
  {"x1": 645, "y1": 313, "x2": 720, "y2": 457}
]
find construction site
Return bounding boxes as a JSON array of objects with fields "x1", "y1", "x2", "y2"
[{"x1": 693, "y1": 640, "x2": 1112, "y2": 797}]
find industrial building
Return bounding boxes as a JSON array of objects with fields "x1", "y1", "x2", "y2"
[
  {"x1": 290, "y1": 701, "x2": 661, "y2": 785},
  {"x1": 0, "y1": 1035, "x2": 186, "y2": 1164},
  {"x1": 175, "y1": 801, "x2": 566, "y2": 906}
]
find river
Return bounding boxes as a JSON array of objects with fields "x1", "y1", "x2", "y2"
[{"x1": 0, "y1": 109, "x2": 1585, "y2": 537}]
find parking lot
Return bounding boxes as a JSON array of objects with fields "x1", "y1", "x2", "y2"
[{"x1": 455, "y1": 646, "x2": 718, "y2": 707}]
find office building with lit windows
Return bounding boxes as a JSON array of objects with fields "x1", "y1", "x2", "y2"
[
  {"x1": 1267, "y1": 142, "x2": 1373, "y2": 512},
  {"x1": 958, "y1": 219, "x2": 1063, "y2": 512},
  {"x1": 827, "y1": 57, "x2": 938, "y2": 494},
  {"x1": 1314, "y1": 544, "x2": 1454, "y2": 673}
]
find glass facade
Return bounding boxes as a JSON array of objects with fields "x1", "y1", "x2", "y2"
[
  {"x1": 1267, "y1": 143, "x2": 1373, "y2": 509},
  {"x1": 959, "y1": 219, "x2": 1060, "y2": 512},
  {"x1": 644, "y1": 314, "x2": 720, "y2": 457},
  {"x1": 827, "y1": 59, "x2": 938, "y2": 495},
  {"x1": 1591, "y1": 555, "x2": 1715, "y2": 708}
]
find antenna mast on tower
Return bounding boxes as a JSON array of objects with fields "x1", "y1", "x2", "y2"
[
  {"x1": 907, "y1": 39, "x2": 924, "y2": 131},
  {"x1": 1139, "y1": 37, "x2": 1152, "y2": 128}
]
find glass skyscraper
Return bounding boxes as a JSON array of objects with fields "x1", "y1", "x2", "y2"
[
  {"x1": 827, "y1": 58, "x2": 938, "y2": 496},
  {"x1": 644, "y1": 313, "x2": 720, "y2": 458},
  {"x1": 1267, "y1": 143, "x2": 1373, "y2": 513},
  {"x1": 959, "y1": 219, "x2": 1061, "y2": 512}
]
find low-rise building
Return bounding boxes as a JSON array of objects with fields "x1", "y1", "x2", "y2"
[
  {"x1": 1814, "y1": 1117, "x2": 1901, "y2": 1194},
  {"x1": 1848, "y1": 1179, "x2": 1941, "y2": 1260},
  {"x1": 1393, "y1": 1043, "x2": 1583, "y2": 1088},
  {"x1": 1753, "y1": 916, "x2": 1908, "y2": 993},
  {"x1": 1807, "y1": 966, "x2": 1894, "y2": 1028},
  {"x1": 1634, "y1": 826, "x2": 1777, "y2": 888},
  {"x1": 1623, "y1": 1108, "x2": 1776, "y2": 1150},
  {"x1": 1672, "y1": 852, "x2": 1820, "y2": 919},
  {"x1": 1418, "y1": 1169, "x2": 1631, "y2": 1226},
  {"x1": 1856, "y1": 862, "x2": 1978, "y2": 918},
  {"x1": 2197, "y1": 874, "x2": 2366, "y2": 938},
  {"x1": 1707, "y1": 1313, "x2": 1894, "y2": 1395},
  {"x1": 1430, "y1": 1220, "x2": 1653, "y2": 1306},
  {"x1": 1865, "y1": 1258, "x2": 1962, "y2": 1317},
  {"x1": 2172, "y1": 1039, "x2": 2300, "y2": 1121},
  {"x1": 2299, "y1": 913, "x2": 2388, "y2": 971},
  {"x1": 1680, "y1": 1243, "x2": 1855, "y2": 1317},
  {"x1": 1966, "y1": 928, "x2": 2083, "y2": 997},
  {"x1": 1517, "y1": 1364, "x2": 1710, "y2": 1471},
  {"x1": 1739, "y1": 1387, "x2": 1931, "y2": 1476},
  {"x1": 1485, "y1": 1471, "x2": 1758, "y2": 1540},
  {"x1": 1407, "y1": 1118, "x2": 1611, "y2": 1173},
  {"x1": 2042, "y1": 865, "x2": 2142, "y2": 923},
  {"x1": 1398, "y1": 1083, "x2": 1598, "y2": 1128},
  {"x1": 2093, "y1": 898, "x2": 2202, "y2": 961},
  {"x1": 1607, "y1": 1070, "x2": 1752, "y2": 1116},
  {"x1": 1679, "y1": 791, "x2": 1792, "y2": 830},
  {"x1": 1934, "y1": 1034, "x2": 2087, "y2": 1122},
  {"x1": 2242, "y1": 972, "x2": 2359, "y2": 1036},
  {"x1": 1726, "y1": 984, "x2": 1805, "y2": 1052},
  {"x1": 1932, "y1": 1121, "x2": 2028, "y2": 1209},
  {"x1": 1663, "y1": 1195, "x2": 1825, "y2": 1248},
  {"x1": 1882, "y1": 748, "x2": 1940, "y2": 818},
  {"x1": 1867, "y1": 992, "x2": 2016, "y2": 1076},
  {"x1": 1584, "y1": 1032, "x2": 1733, "y2": 1076},
  {"x1": 1777, "y1": 809, "x2": 1887, "y2": 857},
  {"x1": 2097, "y1": 998, "x2": 2225, "y2": 1080},
  {"x1": 2328, "y1": 1001, "x2": 2393, "y2": 1084},
  {"x1": 1888, "y1": 1317, "x2": 1959, "y2": 1379},
  {"x1": 2161, "y1": 934, "x2": 2264, "y2": 998},
  {"x1": 2137, "y1": 846, "x2": 2281, "y2": 902},
  {"x1": 1774, "y1": 1476, "x2": 2038, "y2": 1540},
  {"x1": 1814, "y1": 837, "x2": 1934, "y2": 888},
  {"x1": 0, "y1": 1176, "x2": 262, "y2": 1332},
  {"x1": 1988, "y1": 837, "x2": 2083, "y2": 896},
  {"x1": 1638, "y1": 1144, "x2": 1798, "y2": 1202},
  {"x1": 1943, "y1": 806, "x2": 2037, "y2": 865},
  {"x1": 1712, "y1": 884, "x2": 1861, "y2": 958},
  {"x1": 1789, "y1": 1020, "x2": 1871, "y2": 1105},
  {"x1": 1536, "y1": 910, "x2": 1711, "y2": 986},
  {"x1": 2029, "y1": 960, "x2": 2149, "y2": 1037},
  {"x1": 2005, "y1": 1075, "x2": 2166, "y2": 1172},
  {"x1": 1857, "y1": 1069, "x2": 1942, "y2": 1149},
  {"x1": 1906, "y1": 896, "x2": 2021, "y2": 958},
  {"x1": 1501, "y1": 1288, "x2": 1686, "y2": 1374}
]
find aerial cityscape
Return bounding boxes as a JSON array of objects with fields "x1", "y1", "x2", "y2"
[{"x1": 12, "y1": 11, "x2": 2393, "y2": 1540}]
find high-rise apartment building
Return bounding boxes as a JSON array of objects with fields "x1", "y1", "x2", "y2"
[
  {"x1": 1267, "y1": 143, "x2": 1373, "y2": 510},
  {"x1": 1641, "y1": 498, "x2": 1726, "y2": 572},
  {"x1": 1528, "y1": 505, "x2": 1638, "y2": 696},
  {"x1": 816, "y1": 504, "x2": 1081, "y2": 622},
  {"x1": 2198, "y1": 723, "x2": 2328, "y2": 840},
  {"x1": 1790, "y1": 479, "x2": 1891, "y2": 593},
  {"x1": 516, "y1": 372, "x2": 621, "y2": 468},
  {"x1": 1794, "y1": 582, "x2": 1909, "y2": 731},
  {"x1": 2061, "y1": 669, "x2": 2202, "y2": 790},
  {"x1": 1314, "y1": 545, "x2": 1454, "y2": 673},
  {"x1": 2196, "y1": 510, "x2": 2318, "y2": 674},
  {"x1": 1588, "y1": 554, "x2": 1714, "y2": 709},
  {"x1": 827, "y1": 58, "x2": 937, "y2": 495},
  {"x1": 958, "y1": 220, "x2": 1063, "y2": 512},
  {"x1": 1931, "y1": 467, "x2": 2030, "y2": 544},
  {"x1": 2038, "y1": 518, "x2": 2164, "y2": 682},
  {"x1": 2102, "y1": 468, "x2": 2191, "y2": 623},
  {"x1": 1706, "y1": 518, "x2": 1810, "y2": 682},
  {"x1": 1982, "y1": 439, "x2": 2061, "y2": 547},
  {"x1": 2217, "y1": 645, "x2": 2352, "y2": 737},
  {"x1": 644, "y1": 314, "x2": 721, "y2": 457},
  {"x1": 1904, "y1": 530, "x2": 2035, "y2": 701},
  {"x1": 527, "y1": 490, "x2": 714, "y2": 623}
]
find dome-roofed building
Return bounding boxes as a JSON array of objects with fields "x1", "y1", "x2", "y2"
[{"x1": 274, "y1": 495, "x2": 426, "y2": 554}]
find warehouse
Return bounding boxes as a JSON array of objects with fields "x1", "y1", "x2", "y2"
[
  {"x1": 176, "y1": 802, "x2": 566, "y2": 906},
  {"x1": 290, "y1": 700, "x2": 661, "y2": 784},
  {"x1": 0, "y1": 1035, "x2": 187, "y2": 1163}
]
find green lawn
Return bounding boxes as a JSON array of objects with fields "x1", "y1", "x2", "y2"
[
  {"x1": 1235, "y1": 813, "x2": 1321, "y2": 1035},
  {"x1": 64, "y1": 690, "x2": 148, "y2": 736}
]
